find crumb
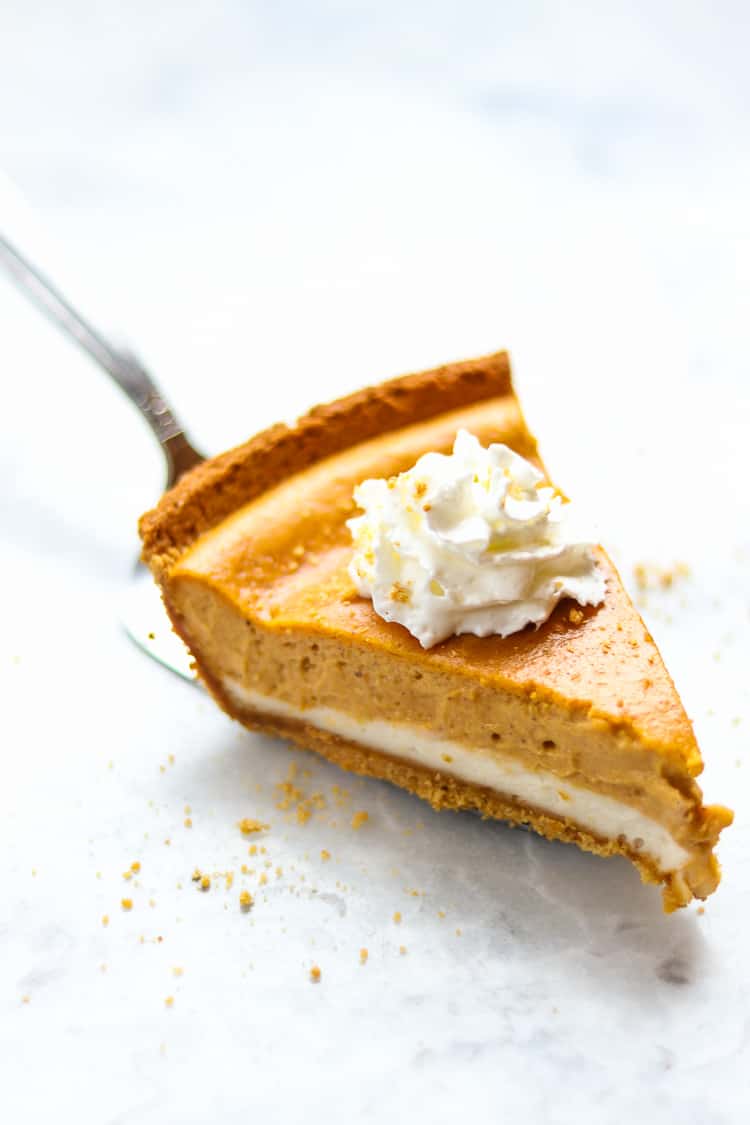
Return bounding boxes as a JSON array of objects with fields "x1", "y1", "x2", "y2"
[
  {"x1": 260, "y1": 846, "x2": 267, "y2": 855},
  {"x1": 160, "y1": 765, "x2": 166, "y2": 774},
  {"x1": 241, "y1": 864, "x2": 249, "y2": 875},
  {"x1": 184, "y1": 805, "x2": 191, "y2": 815},
  {"x1": 296, "y1": 804, "x2": 312, "y2": 825},
  {"x1": 568, "y1": 606, "x2": 584, "y2": 625},
  {"x1": 101, "y1": 914, "x2": 109, "y2": 927},
  {"x1": 390, "y1": 582, "x2": 411, "y2": 604},
  {"x1": 191, "y1": 868, "x2": 202, "y2": 882},
  {"x1": 239, "y1": 890, "x2": 253, "y2": 911},
  {"x1": 172, "y1": 967, "x2": 184, "y2": 977},
  {"x1": 225, "y1": 872, "x2": 234, "y2": 890},
  {"x1": 165, "y1": 996, "x2": 174, "y2": 1008},
  {"x1": 320, "y1": 849, "x2": 331, "y2": 862},
  {"x1": 351, "y1": 810, "x2": 369, "y2": 830},
  {"x1": 184, "y1": 818, "x2": 193, "y2": 829},
  {"x1": 199, "y1": 875, "x2": 211, "y2": 892},
  {"x1": 399, "y1": 946, "x2": 407, "y2": 956},
  {"x1": 441, "y1": 753, "x2": 453, "y2": 764},
  {"x1": 393, "y1": 911, "x2": 402, "y2": 924},
  {"x1": 121, "y1": 898, "x2": 133, "y2": 911},
  {"x1": 21, "y1": 995, "x2": 30, "y2": 1004},
  {"x1": 238, "y1": 817, "x2": 269, "y2": 835},
  {"x1": 455, "y1": 928, "x2": 462, "y2": 936},
  {"x1": 259, "y1": 873, "x2": 268, "y2": 886},
  {"x1": 275, "y1": 866, "x2": 283, "y2": 878},
  {"x1": 697, "y1": 906, "x2": 705, "y2": 916},
  {"x1": 359, "y1": 948, "x2": 369, "y2": 965},
  {"x1": 122, "y1": 870, "x2": 132, "y2": 881},
  {"x1": 438, "y1": 910, "x2": 446, "y2": 919},
  {"x1": 248, "y1": 845, "x2": 258, "y2": 857},
  {"x1": 130, "y1": 861, "x2": 141, "y2": 874},
  {"x1": 164, "y1": 838, "x2": 171, "y2": 847},
  {"x1": 168, "y1": 754, "x2": 175, "y2": 765},
  {"x1": 310, "y1": 965, "x2": 321, "y2": 983}
]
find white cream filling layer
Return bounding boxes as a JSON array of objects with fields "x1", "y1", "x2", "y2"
[{"x1": 222, "y1": 679, "x2": 689, "y2": 873}]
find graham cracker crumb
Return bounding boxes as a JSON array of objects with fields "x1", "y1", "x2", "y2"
[
  {"x1": 310, "y1": 965, "x2": 321, "y2": 983},
  {"x1": 191, "y1": 868, "x2": 202, "y2": 882},
  {"x1": 130, "y1": 861, "x2": 141, "y2": 874},
  {"x1": 351, "y1": 810, "x2": 369, "y2": 830},
  {"x1": 239, "y1": 890, "x2": 253, "y2": 911},
  {"x1": 259, "y1": 873, "x2": 268, "y2": 886},
  {"x1": 568, "y1": 607, "x2": 584, "y2": 625},
  {"x1": 238, "y1": 817, "x2": 269, "y2": 835},
  {"x1": 225, "y1": 871, "x2": 234, "y2": 890},
  {"x1": 320, "y1": 849, "x2": 331, "y2": 862},
  {"x1": 165, "y1": 996, "x2": 174, "y2": 1008},
  {"x1": 359, "y1": 948, "x2": 369, "y2": 965},
  {"x1": 121, "y1": 898, "x2": 133, "y2": 911},
  {"x1": 184, "y1": 817, "x2": 193, "y2": 829},
  {"x1": 393, "y1": 911, "x2": 402, "y2": 924},
  {"x1": 199, "y1": 875, "x2": 211, "y2": 892},
  {"x1": 101, "y1": 914, "x2": 109, "y2": 927},
  {"x1": 389, "y1": 582, "x2": 411, "y2": 604},
  {"x1": 122, "y1": 870, "x2": 133, "y2": 881}
]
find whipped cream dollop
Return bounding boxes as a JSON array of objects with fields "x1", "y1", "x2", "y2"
[{"x1": 347, "y1": 430, "x2": 606, "y2": 648}]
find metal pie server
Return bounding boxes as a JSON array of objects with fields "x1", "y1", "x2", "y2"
[{"x1": 0, "y1": 210, "x2": 204, "y2": 682}]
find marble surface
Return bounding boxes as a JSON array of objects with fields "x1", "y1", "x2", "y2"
[{"x1": 2, "y1": 3, "x2": 749, "y2": 1122}]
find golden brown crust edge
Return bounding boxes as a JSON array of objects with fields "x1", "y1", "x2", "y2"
[{"x1": 139, "y1": 350, "x2": 514, "y2": 577}]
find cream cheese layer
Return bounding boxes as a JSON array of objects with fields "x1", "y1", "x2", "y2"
[{"x1": 222, "y1": 679, "x2": 688, "y2": 873}]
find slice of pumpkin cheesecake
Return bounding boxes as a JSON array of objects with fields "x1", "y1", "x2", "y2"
[{"x1": 139, "y1": 350, "x2": 731, "y2": 911}]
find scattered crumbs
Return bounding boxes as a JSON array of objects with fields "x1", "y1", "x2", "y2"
[
  {"x1": 241, "y1": 864, "x2": 249, "y2": 875},
  {"x1": 310, "y1": 965, "x2": 321, "y2": 983},
  {"x1": 320, "y1": 849, "x2": 331, "y2": 862},
  {"x1": 359, "y1": 948, "x2": 369, "y2": 965},
  {"x1": 191, "y1": 868, "x2": 202, "y2": 882},
  {"x1": 225, "y1": 872, "x2": 235, "y2": 890},
  {"x1": 390, "y1": 582, "x2": 411, "y2": 604},
  {"x1": 297, "y1": 805, "x2": 312, "y2": 825},
  {"x1": 130, "y1": 861, "x2": 141, "y2": 874},
  {"x1": 238, "y1": 817, "x2": 269, "y2": 836},
  {"x1": 568, "y1": 607, "x2": 584, "y2": 625},
  {"x1": 184, "y1": 818, "x2": 193, "y2": 829},
  {"x1": 121, "y1": 898, "x2": 133, "y2": 911},
  {"x1": 437, "y1": 910, "x2": 446, "y2": 920},
  {"x1": 351, "y1": 810, "x2": 369, "y2": 830},
  {"x1": 248, "y1": 845, "x2": 258, "y2": 857},
  {"x1": 275, "y1": 866, "x2": 283, "y2": 878},
  {"x1": 164, "y1": 996, "x2": 174, "y2": 1009},
  {"x1": 259, "y1": 873, "x2": 268, "y2": 886},
  {"x1": 260, "y1": 846, "x2": 267, "y2": 855},
  {"x1": 122, "y1": 870, "x2": 133, "y2": 881},
  {"x1": 399, "y1": 946, "x2": 407, "y2": 956},
  {"x1": 634, "y1": 560, "x2": 691, "y2": 591},
  {"x1": 200, "y1": 875, "x2": 211, "y2": 892},
  {"x1": 239, "y1": 890, "x2": 253, "y2": 911},
  {"x1": 21, "y1": 995, "x2": 30, "y2": 1004},
  {"x1": 101, "y1": 914, "x2": 109, "y2": 927},
  {"x1": 168, "y1": 754, "x2": 175, "y2": 765}
]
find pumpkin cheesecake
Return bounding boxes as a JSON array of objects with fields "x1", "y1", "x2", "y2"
[{"x1": 139, "y1": 351, "x2": 732, "y2": 910}]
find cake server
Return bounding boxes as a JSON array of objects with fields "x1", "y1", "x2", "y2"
[{"x1": 0, "y1": 196, "x2": 204, "y2": 681}]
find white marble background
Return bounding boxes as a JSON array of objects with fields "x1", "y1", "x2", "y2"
[{"x1": 1, "y1": 3, "x2": 749, "y2": 1122}]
